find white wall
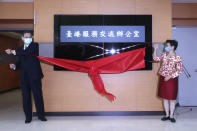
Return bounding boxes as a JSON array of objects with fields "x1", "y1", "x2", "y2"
[{"x1": 172, "y1": 0, "x2": 197, "y2": 3}]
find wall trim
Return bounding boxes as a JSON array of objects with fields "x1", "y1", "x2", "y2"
[
  {"x1": 33, "y1": 111, "x2": 164, "y2": 116},
  {"x1": 0, "y1": 87, "x2": 20, "y2": 94}
]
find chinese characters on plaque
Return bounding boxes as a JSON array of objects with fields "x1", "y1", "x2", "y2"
[{"x1": 60, "y1": 26, "x2": 145, "y2": 43}]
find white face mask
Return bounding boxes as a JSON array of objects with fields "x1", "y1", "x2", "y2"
[
  {"x1": 24, "y1": 38, "x2": 32, "y2": 45},
  {"x1": 165, "y1": 46, "x2": 171, "y2": 52}
]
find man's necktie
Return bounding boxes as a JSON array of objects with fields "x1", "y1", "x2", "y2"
[{"x1": 24, "y1": 44, "x2": 28, "y2": 50}]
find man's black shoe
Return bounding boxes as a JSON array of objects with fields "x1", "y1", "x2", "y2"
[
  {"x1": 25, "y1": 119, "x2": 32, "y2": 124},
  {"x1": 38, "y1": 117, "x2": 47, "y2": 121}
]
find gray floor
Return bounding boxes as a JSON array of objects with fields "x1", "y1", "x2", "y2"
[{"x1": 0, "y1": 89, "x2": 197, "y2": 131}]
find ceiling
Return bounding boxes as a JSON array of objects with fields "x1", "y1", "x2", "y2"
[
  {"x1": 0, "y1": 0, "x2": 33, "y2": 2},
  {"x1": 0, "y1": 0, "x2": 197, "y2": 3}
]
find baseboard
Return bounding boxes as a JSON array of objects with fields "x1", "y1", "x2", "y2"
[
  {"x1": 0, "y1": 87, "x2": 20, "y2": 94},
  {"x1": 33, "y1": 111, "x2": 164, "y2": 116}
]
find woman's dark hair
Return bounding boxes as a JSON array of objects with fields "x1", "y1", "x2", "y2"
[
  {"x1": 22, "y1": 31, "x2": 33, "y2": 37},
  {"x1": 165, "y1": 40, "x2": 178, "y2": 51}
]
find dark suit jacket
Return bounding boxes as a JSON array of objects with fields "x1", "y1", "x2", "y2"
[{"x1": 16, "y1": 42, "x2": 43, "y2": 80}]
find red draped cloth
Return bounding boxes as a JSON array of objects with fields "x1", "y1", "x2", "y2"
[{"x1": 37, "y1": 47, "x2": 146, "y2": 101}]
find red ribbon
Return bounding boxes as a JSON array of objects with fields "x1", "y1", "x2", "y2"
[{"x1": 37, "y1": 48, "x2": 146, "y2": 101}]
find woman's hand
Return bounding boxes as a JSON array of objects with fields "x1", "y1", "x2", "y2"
[
  {"x1": 164, "y1": 76, "x2": 171, "y2": 81},
  {"x1": 153, "y1": 44, "x2": 159, "y2": 60},
  {"x1": 153, "y1": 43, "x2": 158, "y2": 50}
]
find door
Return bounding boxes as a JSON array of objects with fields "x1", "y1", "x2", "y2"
[{"x1": 172, "y1": 27, "x2": 197, "y2": 106}]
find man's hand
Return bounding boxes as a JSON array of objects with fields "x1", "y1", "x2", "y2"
[
  {"x1": 164, "y1": 76, "x2": 171, "y2": 81},
  {"x1": 5, "y1": 49, "x2": 12, "y2": 54},
  {"x1": 5, "y1": 49, "x2": 16, "y2": 55},
  {"x1": 9, "y1": 64, "x2": 16, "y2": 70}
]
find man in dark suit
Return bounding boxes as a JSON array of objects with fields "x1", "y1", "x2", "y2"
[{"x1": 5, "y1": 31, "x2": 47, "y2": 124}]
